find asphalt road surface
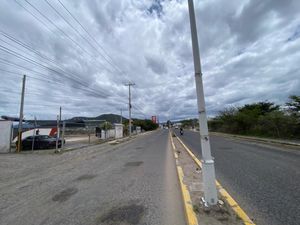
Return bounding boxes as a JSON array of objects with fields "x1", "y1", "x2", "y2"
[
  {"x1": 175, "y1": 129, "x2": 300, "y2": 225},
  {"x1": 0, "y1": 130, "x2": 185, "y2": 225}
]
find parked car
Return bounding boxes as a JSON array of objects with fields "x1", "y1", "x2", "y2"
[{"x1": 16, "y1": 135, "x2": 65, "y2": 150}]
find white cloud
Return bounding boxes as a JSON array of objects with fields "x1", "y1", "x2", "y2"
[{"x1": 0, "y1": 0, "x2": 299, "y2": 121}]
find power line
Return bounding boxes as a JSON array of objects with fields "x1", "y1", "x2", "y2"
[
  {"x1": 13, "y1": 0, "x2": 53, "y2": 33},
  {"x1": 0, "y1": 31, "x2": 113, "y2": 95},
  {"x1": 14, "y1": 0, "x2": 110, "y2": 77},
  {"x1": 132, "y1": 105, "x2": 149, "y2": 118},
  {"x1": 7, "y1": 1, "x2": 135, "y2": 101},
  {"x1": 0, "y1": 64, "x2": 110, "y2": 100},
  {"x1": 18, "y1": 0, "x2": 121, "y2": 76},
  {"x1": 0, "y1": 61, "x2": 130, "y2": 107},
  {"x1": 0, "y1": 67, "x2": 83, "y2": 92},
  {"x1": 0, "y1": 30, "x2": 134, "y2": 106},
  {"x1": 23, "y1": 0, "x2": 95, "y2": 58},
  {"x1": 7, "y1": 1, "x2": 131, "y2": 84},
  {"x1": 0, "y1": 58, "x2": 64, "y2": 84},
  {"x1": 44, "y1": 0, "x2": 125, "y2": 77},
  {"x1": 0, "y1": 44, "x2": 109, "y2": 98},
  {"x1": 57, "y1": 0, "x2": 130, "y2": 79},
  {"x1": 0, "y1": 31, "x2": 80, "y2": 75},
  {"x1": 0, "y1": 34, "x2": 101, "y2": 91},
  {"x1": 1, "y1": 2, "x2": 138, "y2": 114}
]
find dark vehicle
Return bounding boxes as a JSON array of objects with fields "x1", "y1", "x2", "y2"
[
  {"x1": 180, "y1": 128, "x2": 184, "y2": 135},
  {"x1": 16, "y1": 135, "x2": 65, "y2": 150}
]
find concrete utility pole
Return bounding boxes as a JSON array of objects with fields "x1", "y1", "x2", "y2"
[
  {"x1": 187, "y1": 0, "x2": 218, "y2": 205},
  {"x1": 125, "y1": 82, "x2": 135, "y2": 136},
  {"x1": 17, "y1": 75, "x2": 26, "y2": 153}
]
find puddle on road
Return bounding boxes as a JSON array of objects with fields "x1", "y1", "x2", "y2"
[
  {"x1": 75, "y1": 174, "x2": 97, "y2": 181},
  {"x1": 98, "y1": 204, "x2": 145, "y2": 225},
  {"x1": 52, "y1": 187, "x2": 78, "y2": 203},
  {"x1": 124, "y1": 161, "x2": 143, "y2": 167}
]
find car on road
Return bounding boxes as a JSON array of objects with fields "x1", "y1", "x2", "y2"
[{"x1": 16, "y1": 135, "x2": 65, "y2": 150}]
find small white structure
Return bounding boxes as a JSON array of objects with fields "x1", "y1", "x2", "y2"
[
  {"x1": 114, "y1": 124, "x2": 123, "y2": 139},
  {"x1": 136, "y1": 126, "x2": 141, "y2": 134},
  {"x1": 101, "y1": 129, "x2": 115, "y2": 140},
  {"x1": 0, "y1": 120, "x2": 12, "y2": 153}
]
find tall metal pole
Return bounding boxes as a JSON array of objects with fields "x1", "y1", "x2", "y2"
[
  {"x1": 125, "y1": 82, "x2": 135, "y2": 136},
  {"x1": 187, "y1": 0, "x2": 218, "y2": 205},
  {"x1": 17, "y1": 75, "x2": 26, "y2": 153}
]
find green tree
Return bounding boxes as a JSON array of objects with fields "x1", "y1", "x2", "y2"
[
  {"x1": 133, "y1": 119, "x2": 158, "y2": 131},
  {"x1": 100, "y1": 122, "x2": 112, "y2": 130},
  {"x1": 208, "y1": 100, "x2": 300, "y2": 139},
  {"x1": 238, "y1": 102, "x2": 279, "y2": 115},
  {"x1": 286, "y1": 95, "x2": 300, "y2": 115},
  {"x1": 180, "y1": 118, "x2": 198, "y2": 128}
]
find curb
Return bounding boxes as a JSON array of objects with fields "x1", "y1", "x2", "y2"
[
  {"x1": 170, "y1": 132, "x2": 198, "y2": 225},
  {"x1": 175, "y1": 134, "x2": 255, "y2": 225},
  {"x1": 210, "y1": 132, "x2": 300, "y2": 148}
]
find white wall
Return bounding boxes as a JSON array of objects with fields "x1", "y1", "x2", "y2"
[
  {"x1": 101, "y1": 129, "x2": 115, "y2": 139},
  {"x1": 115, "y1": 124, "x2": 123, "y2": 139},
  {"x1": 0, "y1": 121, "x2": 12, "y2": 153},
  {"x1": 136, "y1": 126, "x2": 141, "y2": 134}
]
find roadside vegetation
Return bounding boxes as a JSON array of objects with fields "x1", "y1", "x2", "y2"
[
  {"x1": 208, "y1": 95, "x2": 300, "y2": 139},
  {"x1": 122, "y1": 119, "x2": 159, "y2": 132},
  {"x1": 132, "y1": 119, "x2": 159, "y2": 131}
]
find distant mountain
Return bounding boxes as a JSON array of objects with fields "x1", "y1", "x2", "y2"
[{"x1": 69, "y1": 114, "x2": 127, "y2": 124}]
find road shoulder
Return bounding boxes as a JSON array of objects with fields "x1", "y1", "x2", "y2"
[{"x1": 210, "y1": 132, "x2": 300, "y2": 151}]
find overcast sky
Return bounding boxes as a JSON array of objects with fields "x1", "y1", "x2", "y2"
[{"x1": 0, "y1": 0, "x2": 299, "y2": 121}]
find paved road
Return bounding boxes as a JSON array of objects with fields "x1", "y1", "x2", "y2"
[
  {"x1": 174, "y1": 129, "x2": 300, "y2": 225},
  {"x1": 0, "y1": 130, "x2": 185, "y2": 225}
]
